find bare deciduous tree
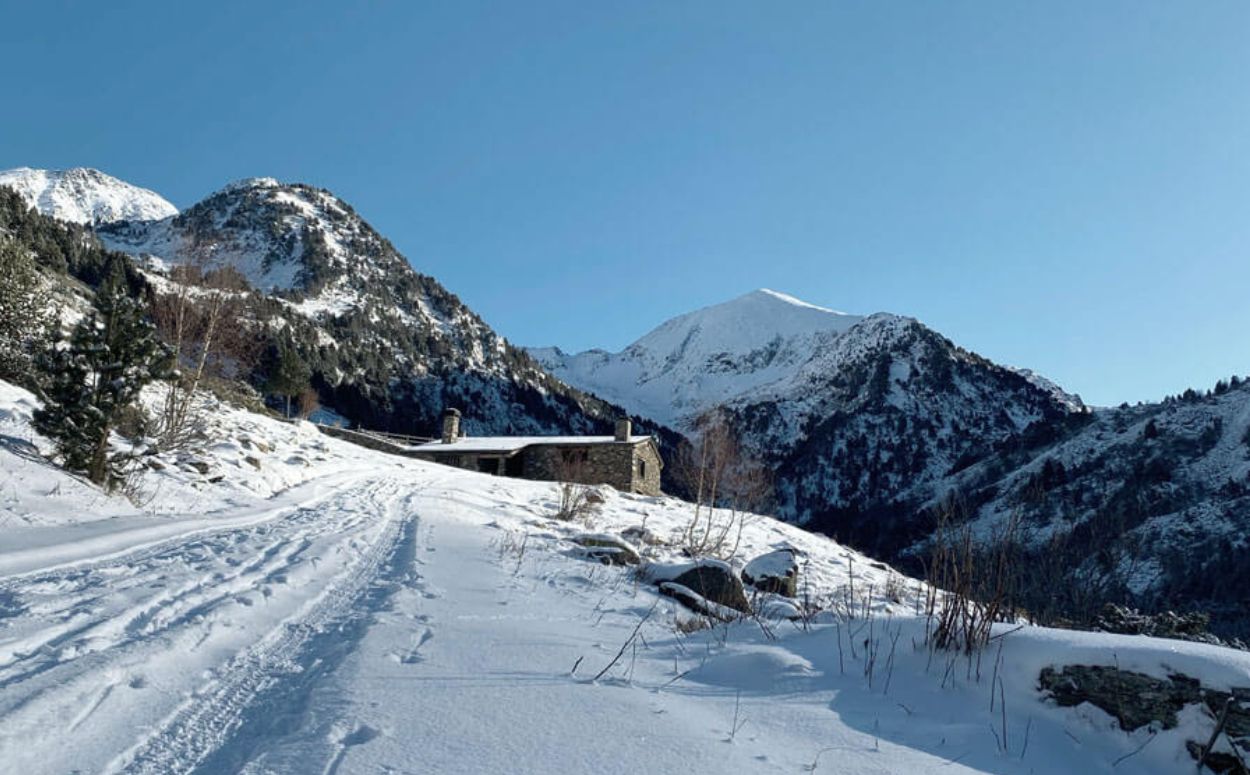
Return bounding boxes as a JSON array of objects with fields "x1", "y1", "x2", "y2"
[
  {"x1": 151, "y1": 239, "x2": 260, "y2": 449},
  {"x1": 674, "y1": 409, "x2": 773, "y2": 558},
  {"x1": 296, "y1": 387, "x2": 321, "y2": 420}
]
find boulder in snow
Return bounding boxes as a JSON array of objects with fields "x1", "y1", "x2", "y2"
[
  {"x1": 742, "y1": 548, "x2": 800, "y2": 598},
  {"x1": 572, "y1": 533, "x2": 641, "y2": 566},
  {"x1": 1095, "y1": 603, "x2": 1239, "y2": 648},
  {"x1": 659, "y1": 582, "x2": 742, "y2": 622},
  {"x1": 651, "y1": 559, "x2": 750, "y2": 615},
  {"x1": 620, "y1": 525, "x2": 663, "y2": 547}
]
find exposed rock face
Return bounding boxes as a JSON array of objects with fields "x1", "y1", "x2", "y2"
[
  {"x1": 742, "y1": 548, "x2": 800, "y2": 598},
  {"x1": 1040, "y1": 665, "x2": 1202, "y2": 731},
  {"x1": 1039, "y1": 665, "x2": 1250, "y2": 771},
  {"x1": 1186, "y1": 740, "x2": 1250, "y2": 775}
]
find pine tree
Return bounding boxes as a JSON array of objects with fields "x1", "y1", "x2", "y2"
[
  {"x1": 265, "y1": 341, "x2": 311, "y2": 418},
  {"x1": 34, "y1": 272, "x2": 173, "y2": 489},
  {"x1": 0, "y1": 238, "x2": 53, "y2": 387}
]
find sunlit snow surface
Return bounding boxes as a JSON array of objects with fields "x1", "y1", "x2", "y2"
[
  {"x1": 529, "y1": 288, "x2": 869, "y2": 427},
  {"x1": 0, "y1": 378, "x2": 1245, "y2": 774},
  {"x1": 0, "y1": 167, "x2": 177, "y2": 225}
]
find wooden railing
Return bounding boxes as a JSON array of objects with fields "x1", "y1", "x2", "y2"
[{"x1": 312, "y1": 423, "x2": 435, "y2": 453}]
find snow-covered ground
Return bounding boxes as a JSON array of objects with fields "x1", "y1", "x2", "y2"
[{"x1": 1, "y1": 379, "x2": 1246, "y2": 774}]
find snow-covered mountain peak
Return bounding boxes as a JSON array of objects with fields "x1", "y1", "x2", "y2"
[
  {"x1": 99, "y1": 178, "x2": 370, "y2": 294},
  {"x1": 1006, "y1": 366, "x2": 1087, "y2": 413},
  {"x1": 634, "y1": 288, "x2": 863, "y2": 357},
  {"x1": 754, "y1": 287, "x2": 839, "y2": 312},
  {"x1": 529, "y1": 290, "x2": 877, "y2": 427},
  {"x1": 219, "y1": 176, "x2": 282, "y2": 193},
  {"x1": 0, "y1": 166, "x2": 177, "y2": 225}
]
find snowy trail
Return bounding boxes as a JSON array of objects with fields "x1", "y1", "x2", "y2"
[
  {"x1": 3, "y1": 458, "x2": 1247, "y2": 774},
  {"x1": 0, "y1": 467, "x2": 388, "y2": 580},
  {"x1": 0, "y1": 471, "x2": 422, "y2": 775}
]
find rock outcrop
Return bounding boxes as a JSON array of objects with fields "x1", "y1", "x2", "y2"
[{"x1": 1040, "y1": 665, "x2": 1250, "y2": 772}]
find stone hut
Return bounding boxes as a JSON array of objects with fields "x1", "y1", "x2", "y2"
[{"x1": 408, "y1": 409, "x2": 663, "y2": 496}]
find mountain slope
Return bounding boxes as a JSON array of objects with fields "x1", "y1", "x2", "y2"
[
  {"x1": 96, "y1": 177, "x2": 672, "y2": 443},
  {"x1": 721, "y1": 312, "x2": 1081, "y2": 544},
  {"x1": 546, "y1": 289, "x2": 1250, "y2": 638},
  {"x1": 0, "y1": 167, "x2": 177, "y2": 225},
  {"x1": 534, "y1": 290, "x2": 1083, "y2": 526},
  {"x1": 932, "y1": 378, "x2": 1250, "y2": 637}
]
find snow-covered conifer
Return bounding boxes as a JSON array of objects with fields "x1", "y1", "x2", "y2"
[
  {"x1": 34, "y1": 270, "x2": 173, "y2": 489},
  {"x1": 0, "y1": 237, "x2": 53, "y2": 386}
]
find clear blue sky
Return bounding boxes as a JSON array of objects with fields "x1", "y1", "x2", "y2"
[{"x1": 2, "y1": 1, "x2": 1246, "y2": 406}]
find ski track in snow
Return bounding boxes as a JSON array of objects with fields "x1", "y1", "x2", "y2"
[{"x1": 0, "y1": 474, "x2": 421, "y2": 775}]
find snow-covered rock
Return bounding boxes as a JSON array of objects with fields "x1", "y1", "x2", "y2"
[
  {"x1": 0, "y1": 167, "x2": 177, "y2": 225},
  {"x1": 742, "y1": 548, "x2": 800, "y2": 597}
]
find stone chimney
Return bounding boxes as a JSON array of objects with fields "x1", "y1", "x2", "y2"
[
  {"x1": 614, "y1": 417, "x2": 632, "y2": 442},
  {"x1": 441, "y1": 408, "x2": 461, "y2": 444}
]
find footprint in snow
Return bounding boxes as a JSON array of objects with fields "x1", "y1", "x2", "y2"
[{"x1": 392, "y1": 629, "x2": 433, "y2": 665}]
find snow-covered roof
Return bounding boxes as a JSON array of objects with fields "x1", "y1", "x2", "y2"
[{"x1": 409, "y1": 435, "x2": 654, "y2": 455}]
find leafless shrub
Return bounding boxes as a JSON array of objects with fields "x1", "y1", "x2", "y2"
[
  {"x1": 883, "y1": 571, "x2": 907, "y2": 605},
  {"x1": 591, "y1": 601, "x2": 658, "y2": 682},
  {"x1": 554, "y1": 451, "x2": 595, "y2": 522},
  {"x1": 923, "y1": 506, "x2": 1019, "y2": 655},
  {"x1": 491, "y1": 528, "x2": 530, "y2": 574},
  {"x1": 674, "y1": 613, "x2": 713, "y2": 635}
]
